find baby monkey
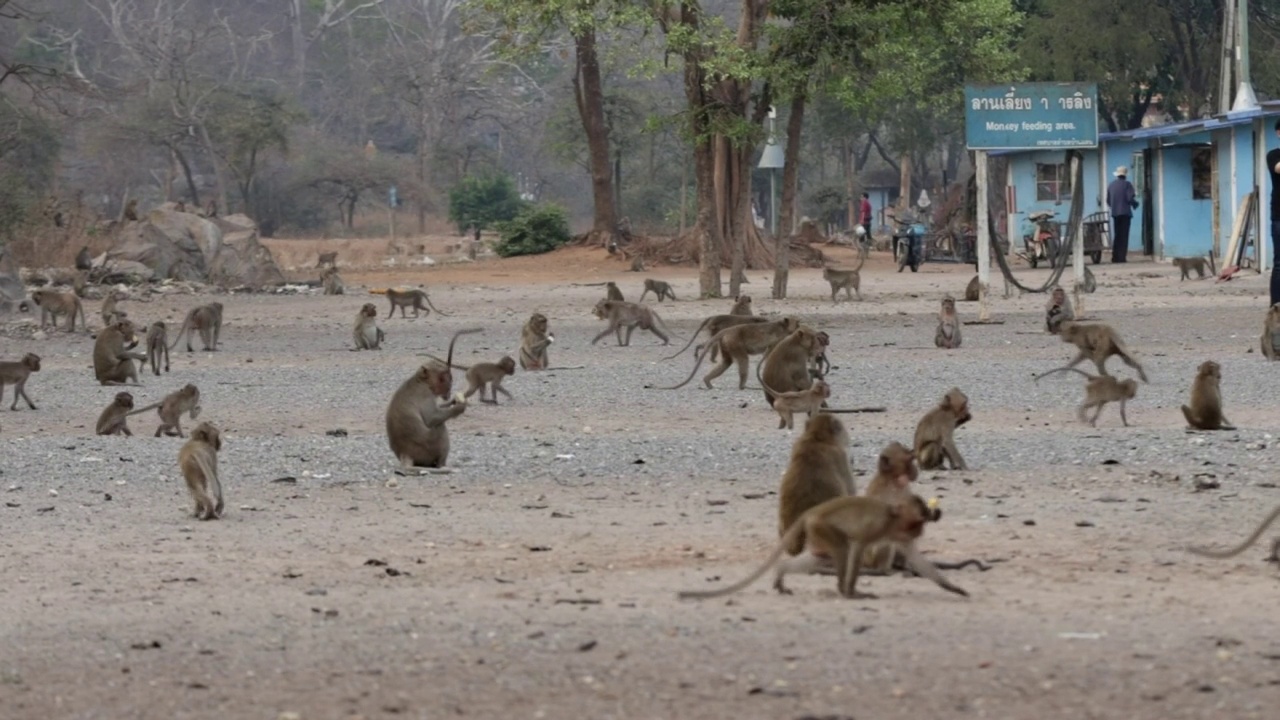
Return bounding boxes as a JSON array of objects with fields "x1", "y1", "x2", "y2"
[
  {"x1": 96, "y1": 392, "x2": 135, "y2": 436},
  {"x1": 677, "y1": 494, "x2": 968, "y2": 600},
  {"x1": 1036, "y1": 367, "x2": 1137, "y2": 427},
  {"x1": 463, "y1": 356, "x2": 517, "y2": 405},
  {"x1": 934, "y1": 295, "x2": 962, "y2": 349}
]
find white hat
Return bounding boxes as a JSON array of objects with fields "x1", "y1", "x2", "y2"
[{"x1": 1114, "y1": 166, "x2": 1128, "y2": 176}]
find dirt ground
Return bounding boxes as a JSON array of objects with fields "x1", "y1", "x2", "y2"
[{"x1": 3, "y1": 237, "x2": 1280, "y2": 720}]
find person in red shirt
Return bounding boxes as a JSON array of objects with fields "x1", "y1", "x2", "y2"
[{"x1": 859, "y1": 192, "x2": 872, "y2": 241}]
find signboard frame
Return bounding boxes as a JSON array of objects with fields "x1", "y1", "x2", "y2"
[{"x1": 964, "y1": 82, "x2": 1099, "y2": 150}]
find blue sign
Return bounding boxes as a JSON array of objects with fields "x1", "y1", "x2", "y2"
[
  {"x1": 964, "y1": 83, "x2": 1099, "y2": 150},
  {"x1": 389, "y1": 185, "x2": 398, "y2": 208}
]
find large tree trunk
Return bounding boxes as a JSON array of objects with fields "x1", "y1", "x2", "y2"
[
  {"x1": 288, "y1": 0, "x2": 307, "y2": 89},
  {"x1": 773, "y1": 90, "x2": 805, "y2": 299},
  {"x1": 898, "y1": 151, "x2": 912, "y2": 209},
  {"x1": 572, "y1": 28, "x2": 617, "y2": 245},
  {"x1": 681, "y1": 5, "x2": 722, "y2": 298}
]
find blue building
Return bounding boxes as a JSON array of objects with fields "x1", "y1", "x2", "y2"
[{"x1": 994, "y1": 101, "x2": 1280, "y2": 268}]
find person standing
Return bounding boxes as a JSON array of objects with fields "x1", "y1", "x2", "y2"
[
  {"x1": 1106, "y1": 166, "x2": 1137, "y2": 263},
  {"x1": 1268, "y1": 120, "x2": 1280, "y2": 305},
  {"x1": 859, "y1": 192, "x2": 872, "y2": 241}
]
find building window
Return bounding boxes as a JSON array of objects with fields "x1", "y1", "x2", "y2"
[
  {"x1": 1191, "y1": 147, "x2": 1212, "y2": 200},
  {"x1": 1035, "y1": 163, "x2": 1070, "y2": 202}
]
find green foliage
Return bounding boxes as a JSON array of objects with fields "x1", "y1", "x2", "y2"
[
  {"x1": 0, "y1": 103, "x2": 59, "y2": 242},
  {"x1": 493, "y1": 204, "x2": 571, "y2": 257},
  {"x1": 448, "y1": 174, "x2": 529, "y2": 233}
]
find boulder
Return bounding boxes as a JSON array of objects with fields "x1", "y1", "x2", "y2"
[
  {"x1": 208, "y1": 214, "x2": 284, "y2": 288},
  {"x1": 0, "y1": 250, "x2": 28, "y2": 314},
  {"x1": 101, "y1": 209, "x2": 284, "y2": 288}
]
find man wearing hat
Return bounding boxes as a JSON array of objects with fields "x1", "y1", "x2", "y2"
[{"x1": 1106, "y1": 165, "x2": 1137, "y2": 263}]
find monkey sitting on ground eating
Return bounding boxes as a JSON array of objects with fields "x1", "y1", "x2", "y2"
[
  {"x1": 94, "y1": 320, "x2": 146, "y2": 386},
  {"x1": 179, "y1": 422, "x2": 224, "y2": 521},
  {"x1": 1181, "y1": 360, "x2": 1235, "y2": 431},
  {"x1": 677, "y1": 494, "x2": 968, "y2": 600},
  {"x1": 934, "y1": 295, "x2": 962, "y2": 349},
  {"x1": 1045, "y1": 285, "x2": 1074, "y2": 334},
  {"x1": 96, "y1": 392, "x2": 135, "y2": 436},
  {"x1": 913, "y1": 388, "x2": 971, "y2": 470},
  {"x1": 519, "y1": 313, "x2": 553, "y2": 370},
  {"x1": 638, "y1": 278, "x2": 677, "y2": 303},
  {"x1": 352, "y1": 303, "x2": 385, "y2": 350},
  {"x1": 1036, "y1": 367, "x2": 1138, "y2": 427},
  {"x1": 385, "y1": 329, "x2": 480, "y2": 470}
]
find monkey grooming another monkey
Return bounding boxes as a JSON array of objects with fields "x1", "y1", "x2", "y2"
[
  {"x1": 934, "y1": 295, "x2": 962, "y2": 349},
  {"x1": 638, "y1": 278, "x2": 677, "y2": 303},
  {"x1": 94, "y1": 320, "x2": 146, "y2": 386},
  {"x1": 823, "y1": 257, "x2": 865, "y2": 303},
  {"x1": 0, "y1": 353, "x2": 41, "y2": 410},
  {"x1": 519, "y1": 313, "x2": 553, "y2": 370},
  {"x1": 353, "y1": 303, "x2": 385, "y2": 350},
  {"x1": 591, "y1": 299, "x2": 672, "y2": 346},
  {"x1": 128, "y1": 383, "x2": 202, "y2": 437},
  {"x1": 96, "y1": 392, "x2": 135, "y2": 436},
  {"x1": 964, "y1": 275, "x2": 979, "y2": 302},
  {"x1": 179, "y1": 422, "x2": 224, "y2": 521},
  {"x1": 759, "y1": 326, "x2": 825, "y2": 406},
  {"x1": 1188, "y1": 505, "x2": 1280, "y2": 563},
  {"x1": 777, "y1": 413, "x2": 857, "y2": 558},
  {"x1": 384, "y1": 288, "x2": 449, "y2": 319},
  {"x1": 914, "y1": 388, "x2": 972, "y2": 470},
  {"x1": 1181, "y1": 360, "x2": 1235, "y2": 431},
  {"x1": 30, "y1": 289, "x2": 87, "y2": 332},
  {"x1": 1045, "y1": 285, "x2": 1074, "y2": 334},
  {"x1": 316, "y1": 251, "x2": 338, "y2": 269},
  {"x1": 385, "y1": 329, "x2": 481, "y2": 470},
  {"x1": 1037, "y1": 322, "x2": 1149, "y2": 383},
  {"x1": 321, "y1": 267, "x2": 345, "y2": 295},
  {"x1": 678, "y1": 494, "x2": 968, "y2": 600},
  {"x1": 1036, "y1": 367, "x2": 1138, "y2": 427},
  {"x1": 460, "y1": 356, "x2": 516, "y2": 404},
  {"x1": 1260, "y1": 304, "x2": 1280, "y2": 361},
  {"x1": 730, "y1": 295, "x2": 753, "y2": 316},
  {"x1": 169, "y1": 302, "x2": 224, "y2": 352},
  {"x1": 1172, "y1": 252, "x2": 1215, "y2": 281},
  {"x1": 662, "y1": 317, "x2": 802, "y2": 390},
  {"x1": 605, "y1": 281, "x2": 624, "y2": 302},
  {"x1": 144, "y1": 321, "x2": 170, "y2": 375}
]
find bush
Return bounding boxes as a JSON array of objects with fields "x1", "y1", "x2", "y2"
[
  {"x1": 493, "y1": 204, "x2": 571, "y2": 258},
  {"x1": 448, "y1": 174, "x2": 528, "y2": 233}
]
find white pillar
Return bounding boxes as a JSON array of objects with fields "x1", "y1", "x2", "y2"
[
  {"x1": 976, "y1": 151, "x2": 992, "y2": 321},
  {"x1": 1070, "y1": 155, "x2": 1086, "y2": 318}
]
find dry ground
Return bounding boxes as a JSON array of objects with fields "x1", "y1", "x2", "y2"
[{"x1": 2, "y1": 238, "x2": 1280, "y2": 720}]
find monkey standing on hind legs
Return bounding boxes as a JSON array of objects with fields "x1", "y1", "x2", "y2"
[
  {"x1": 914, "y1": 388, "x2": 972, "y2": 470},
  {"x1": 1181, "y1": 360, "x2": 1235, "y2": 430},
  {"x1": 1188, "y1": 505, "x2": 1280, "y2": 563},
  {"x1": 934, "y1": 295, "x2": 962, "y2": 349},
  {"x1": 385, "y1": 328, "x2": 482, "y2": 470},
  {"x1": 179, "y1": 422, "x2": 224, "y2": 521},
  {"x1": 678, "y1": 494, "x2": 969, "y2": 600},
  {"x1": 1036, "y1": 367, "x2": 1138, "y2": 427},
  {"x1": 95, "y1": 392, "x2": 135, "y2": 436},
  {"x1": 0, "y1": 353, "x2": 41, "y2": 410}
]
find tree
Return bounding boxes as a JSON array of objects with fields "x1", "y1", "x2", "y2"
[{"x1": 206, "y1": 88, "x2": 303, "y2": 214}]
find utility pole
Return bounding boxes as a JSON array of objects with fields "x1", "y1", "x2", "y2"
[{"x1": 1233, "y1": 0, "x2": 1259, "y2": 111}]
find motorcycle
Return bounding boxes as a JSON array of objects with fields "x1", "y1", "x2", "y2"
[
  {"x1": 1022, "y1": 210, "x2": 1062, "y2": 269},
  {"x1": 890, "y1": 212, "x2": 928, "y2": 273}
]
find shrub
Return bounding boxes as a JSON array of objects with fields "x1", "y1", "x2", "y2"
[
  {"x1": 493, "y1": 204, "x2": 571, "y2": 258},
  {"x1": 448, "y1": 174, "x2": 527, "y2": 233}
]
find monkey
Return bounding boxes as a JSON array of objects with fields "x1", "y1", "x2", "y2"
[
  {"x1": 519, "y1": 312, "x2": 553, "y2": 370},
  {"x1": 934, "y1": 295, "x2": 962, "y2": 349},
  {"x1": 662, "y1": 314, "x2": 770, "y2": 362},
  {"x1": 810, "y1": 330, "x2": 832, "y2": 379},
  {"x1": 662, "y1": 317, "x2": 802, "y2": 390},
  {"x1": 178, "y1": 422, "x2": 224, "y2": 521},
  {"x1": 123, "y1": 198, "x2": 139, "y2": 222},
  {"x1": 385, "y1": 288, "x2": 449, "y2": 319},
  {"x1": 591, "y1": 299, "x2": 671, "y2": 346},
  {"x1": 1036, "y1": 367, "x2": 1138, "y2": 427},
  {"x1": 353, "y1": 303, "x2": 385, "y2": 350},
  {"x1": 1181, "y1": 360, "x2": 1235, "y2": 431},
  {"x1": 460, "y1": 356, "x2": 516, "y2": 404},
  {"x1": 860, "y1": 442, "x2": 920, "y2": 571},
  {"x1": 75, "y1": 246, "x2": 92, "y2": 272},
  {"x1": 730, "y1": 295, "x2": 753, "y2": 316},
  {"x1": 385, "y1": 328, "x2": 481, "y2": 469},
  {"x1": 1045, "y1": 285, "x2": 1074, "y2": 334},
  {"x1": 169, "y1": 302, "x2": 224, "y2": 352},
  {"x1": 316, "y1": 251, "x2": 338, "y2": 269},
  {"x1": 823, "y1": 256, "x2": 866, "y2": 303},
  {"x1": 677, "y1": 494, "x2": 968, "y2": 600},
  {"x1": 100, "y1": 290, "x2": 127, "y2": 327},
  {"x1": 1037, "y1": 322, "x2": 1149, "y2": 383},
  {"x1": 144, "y1": 321, "x2": 170, "y2": 375},
  {"x1": 174, "y1": 200, "x2": 186, "y2": 213},
  {"x1": 1187, "y1": 505, "x2": 1280, "y2": 563},
  {"x1": 321, "y1": 267, "x2": 345, "y2": 295},
  {"x1": 1260, "y1": 304, "x2": 1280, "y2": 361},
  {"x1": 30, "y1": 289, "x2": 87, "y2": 332},
  {"x1": 777, "y1": 413, "x2": 856, "y2": 558},
  {"x1": 128, "y1": 383, "x2": 202, "y2": 437},
  {"x1": 629, "y1": 256, "x2": 646, "y2": 272},
  {"x1": 758, "y1": 326, "x2": 825, "y2": 406},
  {"x1": 93, "y1": 320, "x2": 146, "y2": 386},
  {"x1": 638, "y1": 278, "x2": 677, "y2": 303},
  {"x1": 95, "y1": 392, "x2": 135, "y2": 436},
  {"x1": 0, "y1": 353, "x2": 41, "y2": 410},
  {"x1": 964, "y1": 275, "x2": 979, "y2": 302},
  {"x1": 605, "y1": 281, "x2": 624, "y2": 302},
  {"x1": 914, "y1": 388, "x2": 972, "y2": 471},
  {"x1": 1172, "y1": 252, "x2": 1215, "y2": 280},
  {"x1": 764, "y1": 380, "x2": 830, "y2": 430}
]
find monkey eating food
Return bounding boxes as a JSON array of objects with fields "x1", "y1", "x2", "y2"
[{"x1": 913, "y1": 388, "x2": 971, "y2": 470}]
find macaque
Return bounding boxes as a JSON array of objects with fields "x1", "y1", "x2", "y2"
[
  {"x1": 316, "y1": 251, "x2": 338, "y2": 268},
  {"x1": 730, "y1": 295, "x2": 753, "y2": 316},
  {"x1": 1260, "y1": 304, "x2": 1280, "y2": 361},
  {"x1": 1041, "y1": 322, "x2": 1149, "y2": 383},
  {"x1": 1188, "y1": 505, "x2": 1280, "y2": 563},
  {"x1": 385, "y1": 288, "x2": 448, "y2": 319},
  {"x1": 461, "y1": 356, "x2": 516, "y2": 404},
  {"x1": 759, "y1": 327, "x2": 825, "y2": 406},
  {"x1": 95, "y1": 392, "x2": 135, "y2": 436},
  {"x1": 1045, "y1": 285, "x2": 1074, "y2": 335},
  {"x1": 663, "y1": 314, "x2": 768, "y2": 362},
  {"x1": 385, "y1": 329, "x2": 480, "y2": 469},
  {"x1": 1036, "y1": 367, "x2": 1138, "y2": 427},
  {"x1": 123, "y1": 199, "x2": 139, "y2": 221},
  {"x1": 591, "y1": 299, "x2": 671, "y2": 346},
  {"x1": 914, "y1": 388, "x2": 971, "y2": 470},
  {"x1": 638, "y1": 278, "x2": 677, "y2": 303},
  {"x1": 519, "y1": 313, "x2": 553, "y2": 370},
  {"x1": 169, "y1": 302, "x2": 223, "y2": 352},
  {"x1": 0, "y1": 353, "x2": 41, "y2": 410},
  {"x1": 144, "y1": 322, "x2": 170, "y2": 375},
  {"x1": 100, "y1": 290, "x2": 127, "y2": 326},
  {"x1": 321, "y1": 267, "x2": 345, "y2": 295},
  {"x1": 964, "y1": 275, "x2": 979, "y2": 302},
  {"x1": 629, "y1": 256, "x2": 646, "y2": 272},
  {"x1": 353, "y1": 303, "x2": 385, "y2": 350},
  {"x1": 823, "y1": 261, "x2": 865, "y2": 303},
  {"x1": 30, "y1": 289, "x2": 87, "y2": 332},
  {"x1": 777, "y1": 413, "x2": 858, "y2": 554},
  {"x1": 75, "y1": 246, "x2": 93, "y2": 272},
  {"x1": 663, "y1": 317, "x2": 802, "y2": 390},
  {"x1": 1172, "y1": 253, "x2": 1215, "y2": 280},
  {"x1": 1181, "y1": 360, "x2": 1235, "y2": 430},
  {"x1": 128, "y1": 383, "x2": 202, "y2": 437},
  {"x1": 605, "y1": 281, "x2": 624, "y2": 302},
  {"x1": 179, "y1": 422, "x2": 224, "y2": 520},
  {"x1": 934, "y1": 295, "x2": 962, "y2": 349},
  {"x1": 93, "y1": 320, "x2": 146, "y2": 386}
]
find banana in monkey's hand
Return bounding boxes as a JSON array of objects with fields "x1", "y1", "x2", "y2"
[{"x1": 927, "y1": 497, "x2": 940, "y2": 510}]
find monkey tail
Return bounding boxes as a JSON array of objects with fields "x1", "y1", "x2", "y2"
[
  {"x1": 649, "y1": 309, "x2": 676, "y2": 339},
  {"x1": 661, "y1": 316, "x2": 716, "y2": 360},
  {"x1": 190, "y1": 451, "x2": 221, "y2": 519},
  {"x1": 1187, "y1": 505, "x2": 1280, "y2": 559},
  {"x1": 659, "y1": 324, "x2": 735, "y2": 389},
  {"x1": 424, "y1": 293, "x2": 450, "y2": 317},
  {"x1": 754, "y1": 347, "x2": 786, "y2": 399},
  {"x1": 852, "y1": 244, "x2": 868, "y2": 273},
  {"x1": 1032, "y1": 366, "x2": 1093, "y2": 383},
  {"x1": 167, "y1": 322, "x2": 190, "y2": 351},
  {"x1": 444, "y1": 328, "x2": 483, "y2": 368},
  {"x1": 125, "y1": 401, "x2": 164, "y2": 417},
  {"x1": 677, "y1": 517, "x2": 807, "y2": 600}
]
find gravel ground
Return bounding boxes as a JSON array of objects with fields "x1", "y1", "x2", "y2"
[{"x1": 2, "y1": 247, "x2": 1280, "y2": 720}]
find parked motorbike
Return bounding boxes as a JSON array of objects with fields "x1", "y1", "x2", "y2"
[
  {"x1": 891, "y1": 213, "x2": 928, "y2": 273},
  {"x1": 1022, "y1": 210, "x2": 1062, "y2": 269}
]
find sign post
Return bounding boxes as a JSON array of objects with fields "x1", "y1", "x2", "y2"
[{"x1": 963, "y1": 82, "x2": 1100, "y2": 318}]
